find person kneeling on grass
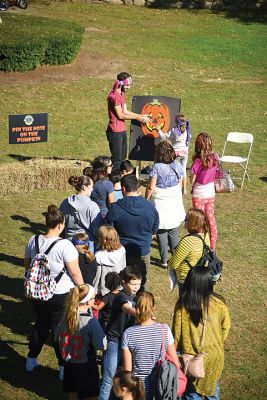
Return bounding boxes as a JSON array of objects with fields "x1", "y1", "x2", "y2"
[{"x1": 56, "y1": 284, "x2": 106, "y2": 400}]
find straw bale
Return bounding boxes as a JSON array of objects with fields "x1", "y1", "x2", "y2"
[{"x1": 0, "y1": 159, "x2": 89, "y2": 196}]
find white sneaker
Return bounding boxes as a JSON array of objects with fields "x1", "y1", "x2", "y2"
[
  {"x1": 59, "y1": 366, "x2": 64, "y2": 381},
  {"x1": 26, "y1": 357, "x2": 38, "y2": 372}
]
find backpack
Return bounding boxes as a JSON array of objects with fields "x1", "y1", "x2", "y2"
[
  {"x1": 24, "y1": 235, "x2": 64, "y2": 301},
  {"x1": 150, "y1": 324, "x2": 187, "y2": 400},
  {"x1": 186, "y1": 233, "x2": 223, "y2": 281}
]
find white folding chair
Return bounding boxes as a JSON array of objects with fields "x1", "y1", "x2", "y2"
[{"x1": 220, "y1": 132, "x2": 254, "y2": 188}]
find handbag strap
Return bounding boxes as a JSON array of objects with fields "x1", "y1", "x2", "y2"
[
  {"x1": 169, "y1": 165, "x2": 180, "y2": 183},
  {"x1": 199, "y1": 307, "x2": 208, "y2": 348},
  {"x1": 69, "y1": 203, "x2": 90, "y2": 233},
  {"x1": 161, "y1": 323, "x2": 166, "y2": 361}
]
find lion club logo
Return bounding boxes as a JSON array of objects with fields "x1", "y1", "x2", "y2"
[
  {"x1": 24, "y1": 115, "x2": 34, "y2": 126},
  {"x1": 141, "y1": 99, "x2": 170, "y2": 138}
]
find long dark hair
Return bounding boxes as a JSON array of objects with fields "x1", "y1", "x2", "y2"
[{"x1": 178, "y1": 265, "x2": 225, "y2": 326}]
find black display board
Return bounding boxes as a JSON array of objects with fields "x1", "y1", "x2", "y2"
[
  {"x1": 9, "y1": 113, "x2": 48, "y2": 144},
  {"x1": 129, "y1": 96, "x2": 181, "y2": 161}
]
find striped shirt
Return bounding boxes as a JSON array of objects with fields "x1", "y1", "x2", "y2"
[
  {"x1": 169, "y1": 233, "x2": 210, "y2": 284},
  {"x1": 121, "y1": 323, "x2": 173, "y2": 399}
]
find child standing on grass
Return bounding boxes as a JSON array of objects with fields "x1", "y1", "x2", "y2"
[
  {"x1": 113, "y1": 370, "x2": 145, "y2": 400},
  {"x1": 94, "y1": 225, "x2": 126, "y2": 296},
  {"x1": 72, "y1": 232, "x2": 97, "y2": 286},
  {"x1": 156, "y1": 113, "x2": 191, "y2": 194},
  {"x1": 99, "y1": 265, "x2": 142, "y2": 400},
  {"x1": 92, "y1": 272, "x2": 121, "y2": 332},
  {"x1": 56, "y1": 284, "x2": 106, "y2": 400},
  {"x1": 190, "y1": 133, "x2": 219, "y2": 251}
]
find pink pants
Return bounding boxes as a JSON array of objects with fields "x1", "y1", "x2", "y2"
[{"x1": 192, "y1": 196, "x2": 217, "y2": 250}]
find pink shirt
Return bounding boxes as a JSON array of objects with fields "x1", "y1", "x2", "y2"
[
  {"x1": 191, "y1": 155, "x2": 219, "y2": 184},
  {"x1": 107, "y1": 91, "x2": 126, "y2": 132}
]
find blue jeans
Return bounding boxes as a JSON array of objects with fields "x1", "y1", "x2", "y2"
[
  {"x1": 183, "y1": 381, "x2": 220, "y2": 400},
  {"x1": 176, "y1": 154, "x2": 188, "y2": 177},
  {"x1": 99, "y1": 340, "x2": 121, "y2": 400},
  {"x1": 156, "y1": 227, "x2": 179, "y2": 265}
]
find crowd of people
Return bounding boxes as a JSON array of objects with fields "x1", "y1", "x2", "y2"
[{"x1": 23, "y1": 72, "x2": 230, "y2": 400}]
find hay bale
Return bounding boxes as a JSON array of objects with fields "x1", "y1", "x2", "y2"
[{"x1": 0, "y1": 159, "x2": 89, "y2": 196}]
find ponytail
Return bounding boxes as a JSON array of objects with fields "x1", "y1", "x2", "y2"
[
  {"x1": 65, "y1": 284, "x2": 89, "y2": 333},
  {"x1": 113, "y1": 370, "x2": 145, "y2": 400},
  {"x1": 136, "y1": 291, "x2": 155, "y2": 324}
]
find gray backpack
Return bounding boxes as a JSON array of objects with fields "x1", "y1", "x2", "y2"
[{"x1": 150, "y1": 324, "x2": 178, "y2": 400}]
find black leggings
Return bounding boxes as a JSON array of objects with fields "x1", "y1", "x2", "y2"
[{"x1": 28, "y1": 292, "x2": 69, "y2": 365}]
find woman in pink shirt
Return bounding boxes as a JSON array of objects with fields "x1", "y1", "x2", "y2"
[{"x1": 190, "y1": 133, "x2": 219, "y2": 250}]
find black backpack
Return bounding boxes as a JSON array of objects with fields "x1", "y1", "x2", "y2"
[{"x1": 186, "y1": 234, "x2": 223, "y2": 281}]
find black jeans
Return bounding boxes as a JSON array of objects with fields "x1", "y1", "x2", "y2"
[
  {"x1": 28, "y1": 292, "x2": 69, "y2": 365},
  {"x1": 106, "y1": 130, "x2": 127, "y2": 170}
]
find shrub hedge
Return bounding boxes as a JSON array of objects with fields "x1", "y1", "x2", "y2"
[{"x1": 0, "y1": 14, "x2": 84, "y2": 72}]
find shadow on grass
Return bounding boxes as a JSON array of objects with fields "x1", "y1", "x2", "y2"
[
  {"x1": 0, "y1": 340, "x2": 65, "y2": 400},
  {"x1": 147, "y1": 1, "x2": 267, "y2": 25},
  {"x1": 260, "y1": 176, "x2": 267, "y2": 183},
  {"x1": 11, "y1": 215, "x2": 46, "y2": 235},
  {"x1": 211, "y1": 9, "x2": 267, "y2": 24},
  {"x1": 0, "y1": 276, "x2": 34, "y2": 336},
  {"x1": 0, "y1": 253, "x2": 24, "y2": 267}
]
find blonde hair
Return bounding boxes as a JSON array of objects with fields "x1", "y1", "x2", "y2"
[
  {"x1": 73, "y1": 232, "x2": 95, "y2": 263},
  {"x1": 136, "y1": 291, "x2": 155, "y2": 324},
  {"x1": 65, "y1": 284, "x2": 90, "y2": 334},
  {"x1": 98, "y1": 225, "x2": 121, "y2": 251}
]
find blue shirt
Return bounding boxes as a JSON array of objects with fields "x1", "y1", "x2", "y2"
[
  {"x1": 91, "y1": 179, "x2": 113, "y2": 216},
  {"x1": 150, "y1": 161, "x2": 183, "y2": 189}
]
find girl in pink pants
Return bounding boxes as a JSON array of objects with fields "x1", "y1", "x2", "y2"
[{"x1": 190, "y1": 133, "x2": 219, "y2": 250}]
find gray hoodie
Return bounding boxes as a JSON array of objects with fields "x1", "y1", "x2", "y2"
[{"x1": 60, "y1": 194, "x2": 103, "y2": 240}]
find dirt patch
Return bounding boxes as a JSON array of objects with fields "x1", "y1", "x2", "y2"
[{"x1": 0, "y1": 44, "x2": 122, "y2": 87}]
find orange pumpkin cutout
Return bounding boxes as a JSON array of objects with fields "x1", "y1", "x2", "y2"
[{"x1": 141, "y1": 99, "x2": 170, "y2": 138}]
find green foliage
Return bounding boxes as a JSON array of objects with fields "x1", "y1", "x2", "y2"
[{"x1": 0, "y1": 14, "x2": 84, "y2": 72}]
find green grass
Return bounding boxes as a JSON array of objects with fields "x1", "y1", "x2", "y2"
[{"x1": 0, "y1": 2, "x2": 267, "y2": 399}]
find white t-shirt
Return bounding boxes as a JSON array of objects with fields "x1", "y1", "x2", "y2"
[
  {"x1": 25, "y1": 235, "x2": 79, "y2": 295},
  {"x1": 193, "y1": 182, "x2": 215, "y2": 199}
]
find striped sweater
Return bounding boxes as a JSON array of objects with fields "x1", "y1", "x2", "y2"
[{"x1": 169, "y1": 233, "x2": 210, "y2": 284}]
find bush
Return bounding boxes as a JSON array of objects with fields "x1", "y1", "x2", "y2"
[{"x1": 0, "y1": 14, "x2": 84, "y2": 72}]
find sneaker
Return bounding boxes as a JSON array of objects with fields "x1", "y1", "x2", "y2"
[
  {"x1": 59, "y1": 366, "x2": 64, "y2": 381},
  {"x1": 25, "y1": 357, "x2": 38, "y2": 372}
]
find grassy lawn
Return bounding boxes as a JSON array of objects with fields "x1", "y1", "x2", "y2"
[{"x1": 0, "y1": 1, "x2": 266, "y2": 399}]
